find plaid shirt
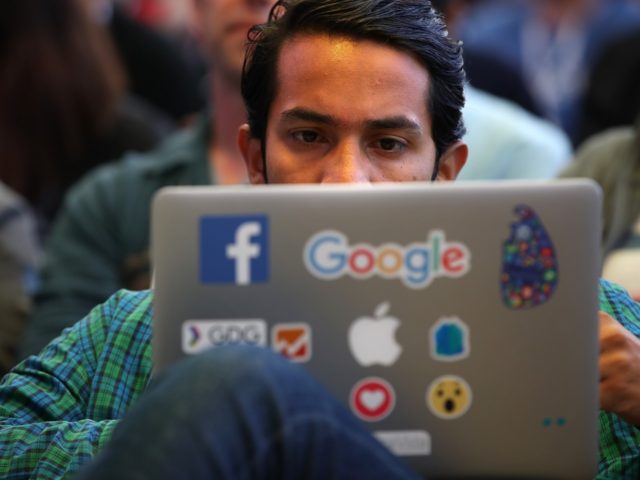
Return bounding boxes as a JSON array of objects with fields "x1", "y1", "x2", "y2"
[
  {"x1": 0, "y1": 290, "x2": 152, "y2": 479},
  {"x1": 1, "y1": 281, "x2": 639, "y2": 479}
]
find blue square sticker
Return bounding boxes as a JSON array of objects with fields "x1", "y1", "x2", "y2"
[{"x1": 200, "y1": 215, "x2": 269, "y2": 285}]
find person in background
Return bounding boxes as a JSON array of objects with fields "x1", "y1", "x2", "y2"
[
  {"x1": 0, "y1": 0, "x2": 170, "y2": 235},
  {"x1": 578, "y1": 28, "x2": 640, "y2": 145},
  {"x1": 92, "y1": 0, "x2": 208, "y2": 124},
  {"x1": 434, "y1": 0, "x2": 573, "y2": 181},
  {"x1": 458, "y1": 85, "x2": 571, "y2": 181},
  {"x1": 458, "y1": 0, "x2": 640, "y2": 143},
  {"x1": 0, "y1": 184, "x2": 40, "y2": 377},
  {"x1": 560, "y1": 116, "x2": 640, "y2": 299},
  {"x1": 18, "y1": 0, "x2": 276, "y2": 361},
  {"x1": 432, "y1": 0, "x2": 542, "y2": 116}
]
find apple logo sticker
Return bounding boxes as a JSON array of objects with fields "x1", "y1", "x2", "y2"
[
  {"x1": 501, "y1": 205, "x2": 558, "y2": 309},
  {"x1": 348, "y1": 302, "x2": 402, "y2": 367}
]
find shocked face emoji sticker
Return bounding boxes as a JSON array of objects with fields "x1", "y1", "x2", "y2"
[{"x1": 427, "y1": 375, "x2": 472, "y2": 420}]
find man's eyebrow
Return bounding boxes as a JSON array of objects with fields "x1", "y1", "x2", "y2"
[
  {"x1": 365, "y1": 117, "x2": 422, "y2": 132},
  {"x1": 281, "y1": 108, "x2": 337, "y2": 126},
  {"x1": 281, "y1": 109, "x2": 422, "y2": 132}
]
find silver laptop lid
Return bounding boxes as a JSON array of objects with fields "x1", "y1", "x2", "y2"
[{"x1": 152, "y1": 180, "x2": 601, "y2": 478}]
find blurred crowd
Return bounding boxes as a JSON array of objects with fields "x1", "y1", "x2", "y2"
[{"x1": 1, "y1": 0, "x2": 640, "y2": 374}]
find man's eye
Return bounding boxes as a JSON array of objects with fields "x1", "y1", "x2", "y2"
[
  {"x1": 292, "y1": 130, "x2": 322, "y2": 143},
  {"x1": 375, "y1": 138, "x2": 406, "y2": 152}
]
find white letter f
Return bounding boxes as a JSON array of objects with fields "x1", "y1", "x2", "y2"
[{"x1": 226, "y1": 222, "x2": 261, "y2": 285}]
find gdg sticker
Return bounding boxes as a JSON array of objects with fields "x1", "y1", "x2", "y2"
[{"x1": 182, "y1": 319, "x2": 267, "y2": 354}]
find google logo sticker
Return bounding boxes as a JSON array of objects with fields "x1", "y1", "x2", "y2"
[{"x1": 303, "y1": 230, "x2": 471, "y2": 289}]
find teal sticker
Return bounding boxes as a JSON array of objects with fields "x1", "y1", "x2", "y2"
[{"x1": 430, "y1": 317, "x2": 470, "y2": 361}]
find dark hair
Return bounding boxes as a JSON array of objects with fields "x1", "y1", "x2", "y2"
[
  {"x1": 0, "y1": 0, "x2": 125, "y2": 211},
  {"x1": 241, "y1": 0, "x2": 466, "y2": 166},
  {"x1": 430, "y1": 0, "x2": 448, "y2": 11}
]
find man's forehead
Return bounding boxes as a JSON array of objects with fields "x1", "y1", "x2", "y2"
[
  {"x1": 281, "y1": 35, "x2": 362, "y2": 59},
  {"x1": 271, "y1": 33, "x2": 432, "y2": 124},
  {"x1": 277, "y1": 33, "x2": 429, "y2": 77}
]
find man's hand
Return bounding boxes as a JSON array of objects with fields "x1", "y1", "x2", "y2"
[{"x1": 600, "y1": 311, "x2": 640, "y2": 427}]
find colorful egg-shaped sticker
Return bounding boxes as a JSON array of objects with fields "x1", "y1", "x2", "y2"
[{"x1": 501, "y1": 205, "x2": 558, "y2": 309}]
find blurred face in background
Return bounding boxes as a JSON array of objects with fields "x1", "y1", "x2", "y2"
[
  {"x1": 193, "y1": 0, "x2": 275, "y2": 85},
  {"x1": 79, "y1": 0, "x2": 113, "y2": 23},
  {"x1": 535, "y1": 0, "x2": 596, "y2": 25}
]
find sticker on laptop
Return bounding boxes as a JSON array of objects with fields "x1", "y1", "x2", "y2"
[
  {"x1": 199, "y1": 215, "x2": 269, "y2": 286},
  {"x1": 500, "y1": 205, "x2": 558, "y2": 309},
  {"x1": 374, "y1": 430, "x2": 431, "y2": 456},
  {"x1": 272, "y1": 323, "x2": 312, "y2": 362},
  {"x1": 303, "y1": 230, "x2": 470, "y2": 289},
  {"x1": 427, "y1": 375, "x2": 472, "y2": 420},
  {"x1": 542, "y1": 416, "x2": 568, "y2": 429},
  {"x1": 430, "y1": 316, "x2": 470, "y2": 362},
  {"x1": 182, "y1": 319, "x2": 267, "y2": 354},
  {"x1": 348, "y1": 302, "x2": 402, "y2": 367},
  {"x1": 350, "y1": 377, "x2": 396, "y2": 422}
]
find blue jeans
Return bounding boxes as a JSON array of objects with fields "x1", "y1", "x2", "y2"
[{"x1": 75, "y1": 346, "x2": 420, "y2": 479}]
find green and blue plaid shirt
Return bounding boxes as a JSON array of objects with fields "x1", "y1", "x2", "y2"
[{"x1": 1, "y1": 281, "x2": 640, "y2": 479}]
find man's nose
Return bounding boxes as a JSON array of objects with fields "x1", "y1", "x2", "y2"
[{"x1": 320, "y1": 140, "x2": 370, "y2": 184}]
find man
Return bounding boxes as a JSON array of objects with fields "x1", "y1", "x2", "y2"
[
  {"x1": 19, "y1": 0, "x2": 276, "y2": 358},
  {"x1": 2, "y1": 1, "x2": 639, "y2": 479},
  {"x1": 22, "y1": 0, "x2": 574, "y2": 364}
]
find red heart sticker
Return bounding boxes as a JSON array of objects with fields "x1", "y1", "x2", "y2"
[{"x1": 350, "y1": 377, "x2": 395, "y2": 422}]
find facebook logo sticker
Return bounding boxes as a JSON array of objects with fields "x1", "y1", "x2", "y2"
[{"x1": 200, "y1": 215, "x2": 269, "y2": 285}]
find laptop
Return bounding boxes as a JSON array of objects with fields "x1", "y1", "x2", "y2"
[{"x1": 151, "y1": 180, "x2": 601, "y2": 478}]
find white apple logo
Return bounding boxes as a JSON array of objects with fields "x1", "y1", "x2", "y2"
[{"x1": 348, "y1": 302, "x2": 402, "y2": 366}]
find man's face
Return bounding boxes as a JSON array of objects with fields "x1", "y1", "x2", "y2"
[
  {"x1": 240, "y1": 34, "x2": 467, "y2": 184},
  {"x1": 194, "y1": 0, "x2": 275, "y2": 84}
]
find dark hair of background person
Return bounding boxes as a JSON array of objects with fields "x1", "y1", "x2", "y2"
[
  {"x1": 0, "y1": 0, "x2": 161, "y2": 231},
  {"x1": 241, "y1": 0, "x2": 466, "y2": 176},
  {"x1": 108, "y1": 4, "x2": 207, "y2": 123},
  {"x1": 431, "y1": 0, "x2": 542, "y2": 117},
  {"x1": 578, "y1": 28, "x2": 640, "y2": 146}
]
